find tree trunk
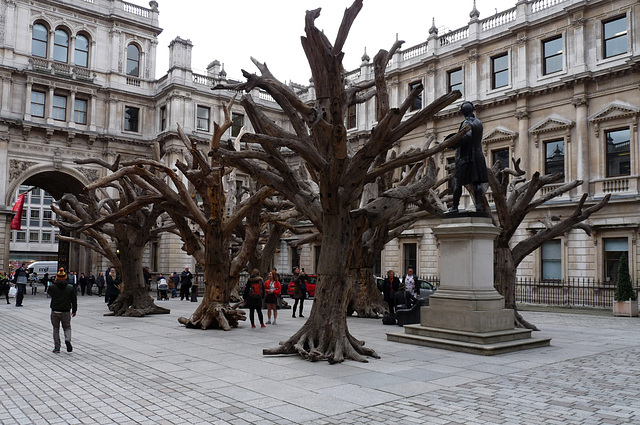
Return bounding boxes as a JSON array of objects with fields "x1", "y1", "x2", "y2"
[
  {"x1": 493, "y1": 243, "x2": 538, "y2": 330},
  {"x1": 178, "y1": 226, "x2": 246, "y2": 330},
  {"x1": 264, "y1": 211, "x2": 379, "y2": 363},
  {"x1": 106, "y1": 243, "x2": 169, "y2": 317},
  {"x1": 346, "y1": 266, "x2": 386, "y2": 318}
]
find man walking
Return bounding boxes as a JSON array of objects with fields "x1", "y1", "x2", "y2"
[
  {"x1": 47, "y1": 268, "x2": 77, "y2": 353},
  {"x1": 13, "y1": 262, "x2": 29, "y2": 307},
  {"x1": 180, "y1": 267, "x2": 193, "y2": 301}
]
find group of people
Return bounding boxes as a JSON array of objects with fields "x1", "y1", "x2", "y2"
[
  {"x1": 242, "y1": 266, "x2": 308, "y2": 328},
  {"x1": 382, "y1": 267, "x2": 420, "y2": 316}
]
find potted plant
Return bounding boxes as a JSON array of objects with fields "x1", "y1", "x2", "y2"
[{"x1": 613, "y1": 252, "x2": 638, "y2": 317}]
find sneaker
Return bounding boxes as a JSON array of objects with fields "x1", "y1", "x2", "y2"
[
  {"x1": 260, "y1": 324, "x2": 266, "y2": 328},
  {"x1": 266, "y1": 320, "x2": 271, "y2": 324},
  {"x1": 272, "y1": 319, "x2": 276, "y2": 325},
  {"x1": 52, "y1": 347, "x2": 60, "y2": 353},
  {"x1": 251, "y1": 324, "x2": 256, "y2": 328},
  {"x1": 65, "y1": 341, "x2": 73, "y2": 352}
]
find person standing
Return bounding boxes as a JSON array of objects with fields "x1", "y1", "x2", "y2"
[
  {"x1": 264, "y1": 271, "x2": 281, "y2": 325},
  {"x1": 47, "y1": 268, "x2": 77, "y2": 353},
  {"x1": 172, "y1": 272, "x2": 179, "y2": 298},
  {"x1": 0, "y1": 270, "x2": 9, "y2": 304},
  {"x1": 243, "y1": 269, "x2": 265, "y2": 328},
  {"x1": 13, "y1": 262, "x2": 29, "y2": 307},
  {"x1": 382, "y1": 270, "x2": 401, "y2": 315},
  {"x1": 86, "y1": 272, "x2": 95, "y2": 296},
  {"x1": 403, "y1": 267, "x2": 419, "y2": 298},
  {"x1": 291, "y1": 267, "x2": 307, "y2": 318},
  {"x1": 96, "y1": 272, "x2": 105, "y2": 296},
  {"x1": 156, "y1": 273, "x2": 169, "y2": 300},
  {"x1": 79, "y1": 272, "x2": 87, "y2": 296},
  {"x1": 180, "y1": 267, "x2": 193, "y2": 301},
  {"x1": 105, "y1": 268, "x2": 121, "y2": 307}
]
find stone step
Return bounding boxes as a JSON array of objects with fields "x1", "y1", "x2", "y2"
[
  {"x1": 403, "y1": 324, "x2": 533, "y2": 344},
  {"x1": 386, "y1": 331, "x2": 551, "y2": 356}
]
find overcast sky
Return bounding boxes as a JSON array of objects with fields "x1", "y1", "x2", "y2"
[{"x1": 138, "y1": 0, "x2": 518, "y2": 83}]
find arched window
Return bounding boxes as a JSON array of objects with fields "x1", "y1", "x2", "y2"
[
  {"x1": 75, "y1": 34, "x2": 89, "y2": 67},
  {"x1": 53, "y1": 29, "x2": 69, "y2": 62},
  {"x1": 32, "y1": 23, "x2": 48, "y2": 58},
  {"x1": 126, "y1": 44, "x2": 140, "y2": 77}
]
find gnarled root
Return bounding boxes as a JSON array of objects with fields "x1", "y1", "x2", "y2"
[
  {"x1": 263, "y1": 320, "x2": 380, "y2": 364},
  {"x1": 515, "y1": 308, "x2": 539, "y2": 331},
  {"x1": 105, "y1": 287, "x2": 170, "y2": 317},
  {"x1": 178, "y1": 302, "x2": 246, "y2": 330}
]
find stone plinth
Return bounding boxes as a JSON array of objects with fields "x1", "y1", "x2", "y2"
[{"x1": 387, "y1": 216, "x2": 551, "y2": 355}]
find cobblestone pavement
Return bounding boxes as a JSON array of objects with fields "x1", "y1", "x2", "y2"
[{"x1": 1, "y1": 292, "x2": 639, "y2": 424}]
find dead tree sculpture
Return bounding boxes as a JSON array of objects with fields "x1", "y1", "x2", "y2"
[
  {"x1": 488, "y1": 158, "x2": 610, "y2": 329},
  {"x1": 213, "y1": 1, "x2": 467, "y2": 362},
  {"x1": 51, "y1": 184, "x2": 172, "y2": 317}
]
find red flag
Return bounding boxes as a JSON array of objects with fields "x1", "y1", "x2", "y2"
[{"x1": 10, "y1": 193, "x2": 26, "y2": 230}]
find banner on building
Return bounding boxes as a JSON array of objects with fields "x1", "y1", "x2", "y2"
[{"x1": 10, "y1": 193, "x2": 26, "y2": 230}]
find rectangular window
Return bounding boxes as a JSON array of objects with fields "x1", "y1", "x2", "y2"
[
  {"x1": 491, "y1": 53, "x2": 509, "y2": 89},
  {"x1": 31, "y1": 91, "x2": 45, "y2": 118},
  {"x1": 291, "y1": 245, "x2": 300, "y2": 269},
  {"x1": 29, "y1": 231, "x2": 39, "y2": 243},
  {"x1": 603, "y1": 16, "x2": 627, "y2": 59},
  {"x1": 231, "y1": 113, "x2": 244, "y2": 137},
  {"x1": 21, "y1": 209, "x2": 27, "y2": 227},
  {"x1": 30, "y1": 209, "x2": 40, "y2": 227},
  {"x1": 124, "y1": 106, "x2": 140, "y2": 132},
  {"x1": 346, "y1": 104, "x2": 357, "y2": 129},
  {"x1": 409, "y1": 82, "x2": 422, "y2": 111},
  {"x1": 42, "y1": 210, "x2": 53, "y2": 227},
  {"x1": 30, "y1": 188, "x2": 41, "y2": 204},
  {"x1": 16, "y1": 231, "x2": 26, "y2": 242},
  {"x1": 544, "y1": 140, "x2": 564, "y2": 175},
  {"x1": 74, "y1": 99, "x2": 87, "y2": 125},
  {"x1": 492, "y1": 148, "x2": 510, "y2": 172},
  {"x1": 448, "y1": 68, "x2": 462, "y2": 93},
  {"x1": 41, "y1": 232, "x2": 52, "y2": 243},
  {"x1": 543, "y1": 35, "x2": 563, "y2": 75},
  {"x1": 541, "y1": 240, "x2": 561, "y2": 280},
  {"x1": 160, "y1": 105, "x2": 167, "y2": 131},
  {"x1": 604, "y1": 237, "x2": 628, "y2": 282},
  {"x1": 52, "y1": 94, "x2": 67, "y2": 121},
  {"x1": 196, "y1": 105, "x2": 210, "y2": 131},
  {"x1": 605, "y1": 128, "x2": 630, "y2": 177},
  {"x1": 43, "y1": 192, "x2": 53, "y2": 205},
  {"x1": 403, "y1": 243, "x2": 417, "y2": 276}
]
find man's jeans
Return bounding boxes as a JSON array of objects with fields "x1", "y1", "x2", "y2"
[{"x1": 51, "y1": 311, "x2": 72, "y2": 348}]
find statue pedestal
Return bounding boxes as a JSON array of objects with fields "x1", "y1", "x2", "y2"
[{"x1": 387, "y1": 216, "x2": 551, "y2": 355}]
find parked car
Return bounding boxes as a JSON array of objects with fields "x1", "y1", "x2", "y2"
[{"x1": 287, "y1": 274, "x2": 317, "y2": 298}]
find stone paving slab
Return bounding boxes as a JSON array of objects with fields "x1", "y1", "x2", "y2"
[{"x1": 0, "y1": 292, "x2": 639, "y2": 424}]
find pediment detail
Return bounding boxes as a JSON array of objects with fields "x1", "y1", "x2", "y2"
[
  {"x1": 587, "y1": 102, "x2": 640, "y2": 124},
  {"x1": 482, "y1": 127, "x2": 518, "y2": 143},
  {"x1": 529, "y1": 116, "x2": 574, "y2": 135}
]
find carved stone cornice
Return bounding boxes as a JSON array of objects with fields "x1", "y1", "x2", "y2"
[
  {"x1": 571, "y1": 96, "x2": 588, "y2": 108},
  {"x1": 529, "y1": 116, "x2": 575, "y2": 147},
  {"x1": 587, "y1": 102, "x2": 640, "y2": 138},
  {"x1": 9, "y1": 159, "x2": 38, "y2": 183},
  {"x1": 514, "y1": 110, "x2": 529, "y2": 120},
  {"x1": 481, "y1": 127, "x2": 518, "y2": 154},
  {"x1": 77, "y1": 167, "x2": 99, "y2": 183}
]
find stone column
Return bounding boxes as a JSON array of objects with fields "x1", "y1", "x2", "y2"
[
  {"x1": 572, "y1": 95, "x2": 589, "y2": 195},
  {"x1": 68, "y1": 90, "x2": 76, "y2": 128},
  {"x1": 24, "y1": 82, "x2": 32, "y2": 120},
  {"x1": 515, "y1": 109, "x2": 529, "y2": 171},
  {"x1": 89, "y1": 95, "x2": 97, "y2": 132},
  {"x1": 46, "y1": 86, "x2": 54, "y2": 125},
  {"x1": 1, "y1": 75, "x2": 12, "y2": 116}
]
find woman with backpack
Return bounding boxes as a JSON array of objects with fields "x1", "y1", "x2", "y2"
[
  {"x1": 264, "y1": 271, "x2": 281, "y2": 325},
  {"x1": 243, "y1": 269, "x2": 266, "y2": 328}
]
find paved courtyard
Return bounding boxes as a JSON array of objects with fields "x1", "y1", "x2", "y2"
[{"x1": 1, "y1": 291, "x2": 639, "y2": 424}]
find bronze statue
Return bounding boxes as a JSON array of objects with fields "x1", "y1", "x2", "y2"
[{"x1": 447, "y1": 101, "x2": 488, "y2": 213}]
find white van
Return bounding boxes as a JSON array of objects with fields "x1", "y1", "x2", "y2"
[{"x1": 27, "y1": 261, "x2": 59, "y2": 276}]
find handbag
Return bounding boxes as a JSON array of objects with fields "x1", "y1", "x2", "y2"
[{"x1": 8, "y1": 286, "x2": 17, "y2": 297}]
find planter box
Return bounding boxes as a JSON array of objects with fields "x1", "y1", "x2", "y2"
[{"x1": 613, "y1": 300, "x2": 639, "y2": 317}]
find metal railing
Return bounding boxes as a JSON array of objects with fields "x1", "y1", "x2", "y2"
[{"x1": 516, "y1": 277, "x2": 640, "y2": 308}]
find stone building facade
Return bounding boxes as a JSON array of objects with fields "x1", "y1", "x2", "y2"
[{"x1": 1, "y1": 0, "x2": 638, "y2": 285}]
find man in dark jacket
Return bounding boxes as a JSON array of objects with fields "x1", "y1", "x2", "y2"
[
  {"x1": 180, "y1": 267, "x2": 193, "y2": 301},
  {"x1": 382, "y1": 270, "x2": 401, "y2": 315},
  {"x1": 47, "y1": 268, "x2": 78, "y2": 353},
  {"x1": 13, "y1": 262, "x2": 29, "y2": 307}
]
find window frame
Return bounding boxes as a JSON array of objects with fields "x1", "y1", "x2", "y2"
[
  {"x1": 124, "y1": 106, "x2": 140, "y2": 132},
  {"x1": 30, "y1": 90, "x2": 46, "y2": 118},
  {"x1": 448, "y1": 68, "x2": 463, "y2": 93},
  {"x1": 492, "y1": 148, "x2": 510, "y2": 172},
  {"x1": 544, "y1": 139, "x2": 565, "y2": 175},
  {"x1": 52, "y1": 94, "x2": 67, "y2": 121},
  {"x1": 541, "y1": 239, "x2": 562, "y2": 281},
  {"x1": 491, "y1": 53, "x2": 509, "y2": 89},
  {"x1": 160, "y1": 105, "x2": 167, "y2": 131},
  {"x1": 126, "y1": 43, "x2": 140, "y2": 77},
  {"x1": 74, "y1": 98, "x2": 88, "y2": 125},
  {"x1": 30, "y1": 209, "x2": 40, "y2": 227},
  {"x1": 231, "y1": 112, "x2": 244, "y2": 137},
  {"x1": 196, "y1": 105, "x2": 210, "y2": 132},
  {"x1": 53, "y1": 28, "x2": 69, "y2": 63},
  {"x1": 603, "y1": 15, "x2": 628, "y2": 59},
  {"x1": 605, "y1": 128, "x2": 631, "y2": 177},
  {"x1": 408, "y1": 81, "x2": 423, "y2": 112},
  {"x1": 346, "y1": 104, "x2": 357, "y2": 129},
  {"x1": 603, "y1": 237, "x2": 628, "y2": 282},
  {"x1": 542, "y1": 35, "x2": 563, "y2": 75},
  {"x1": 74, "y1": 34, "x2": 90, "y2": 68},
  {"x1": 31, "y1": 23, "x2": 48, "y2": 58}
]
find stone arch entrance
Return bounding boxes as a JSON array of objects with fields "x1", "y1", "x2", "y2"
[{"x1": 2, "y1": 165, "x2": 91, "y2": 273}]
